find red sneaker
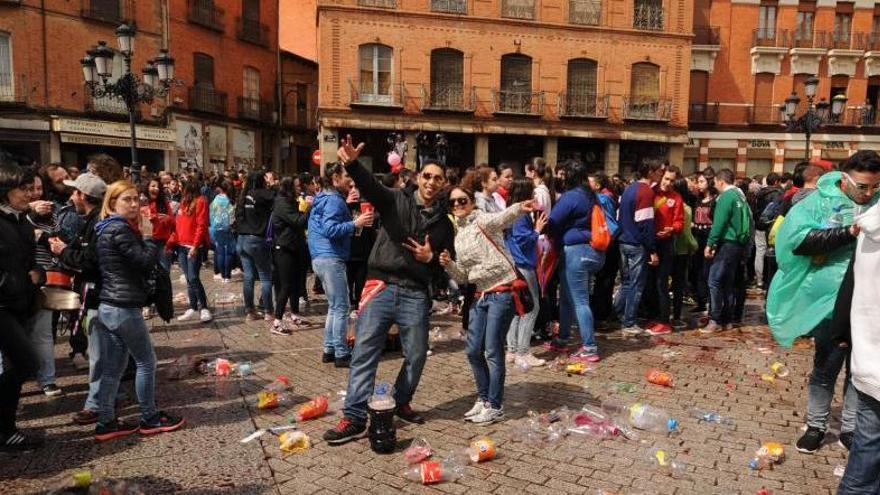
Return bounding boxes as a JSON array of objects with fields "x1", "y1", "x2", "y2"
[{"x1": 645, "y1": 323, "x2": 672, "y2": 336}]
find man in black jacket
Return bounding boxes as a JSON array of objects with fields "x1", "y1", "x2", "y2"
[
  {"x1": 324, "y1": 136, "x2": 455, "y2": 445},
  {"x1": 48, "y1": 173, "x2": 107, "y2": 425}
]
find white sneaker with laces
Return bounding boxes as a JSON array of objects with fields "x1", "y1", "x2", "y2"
[
  {"x1": 470, "y1": 405, "x2": 504, "y2": 424},
  {"x1": 199, "y1": 309, "x2": 213, "y2": 323},
  {"x1": 523, "y1": 353, "x2": 546, "y2": 367},
  {"x1": 464, "y1": 400, "x2": 486, "y2": 419},
  {"x1": 177, "y1": 309, "x2": 197, "y2": 321}
]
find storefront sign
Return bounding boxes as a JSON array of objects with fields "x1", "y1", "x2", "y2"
[
  {"x1": 748, "y1": 139, "x2": 772, "y2": 148},
  {"x1": 59, "y1": 133, "x2": 174, "y2": 151},
  {"x1": 207, "y1": 125, "x2": 227, "y2": 160},
  {"x1": 175, "y1": 120, "x2": 203, "y2": 170},
  {"x1": 52, "y1": 118, "x2": 173, "y2": 142}
]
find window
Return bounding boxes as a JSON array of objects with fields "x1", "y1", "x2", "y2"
[
  {"x1": 429, "y1": 48, "x2": 464, "y2": 109},
  {"x1": 746, "y1": 159, "x2": 773, "y2": 177},
  {"x1": 565, "y1": 58, "x2": 598, "y2": 115},
  {"x1": 629, "y1": 62, "x2": 660, "y2": 118},
  {"x1": 85, "y1": 0, "x2": 122, "y2": 22},
  {"x1": 499, "y1": 54, "x2": 533, "y2": 113},
  {"x1": 501, "y1": 0, "x2": 535, "y2": 20},
  {"x1": 795, "y1": 6, "x2": 814, "y2": 46},
  {"x1": 835, "y1": 13, "x2": 852, "y2": 47},
  {"x1": 243, "y1": 67, "x2": 260, "y2": 100},
  {"x1": 752, "y1": 72, "x2": 775, "y2": 123},
  {"x1": 634, "y1": 0, "x2": 663, "y2": 30},
  {"x1": 194, "y1": 53, "x2": 215, "y2": 87},
  {"x1": 0, "y1": 33, "x2": 12, "y2": 102},
  {"x1": 689, "y1": 70, "x2": 712, "y2": 121},
  {"x1": 358, "y1": 43, "x2": 393, "y2": 103},
  {"x1": 693, "y1": 0, "x2": 710, "y2": 28},
  {"x1": 757, "y1": 4, "x2": 776, "y2": 41},
  {"x1": 569, "y1": 0, "x2": 601, "y2": 26},
  {"x1": 431, "y1": 0, "x2": 467, "y2": 14},
  {"x1": 242, "y1": 0, "x2": 260, "y2": 21},
  {"x1": 295, "y1": 83, "x2": 308, "y2": 127}
]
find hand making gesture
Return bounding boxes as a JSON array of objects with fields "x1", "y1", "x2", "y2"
[
  {"x1": 337, "y1": 134, "x2": 366, "y2": 165},
  {"x1": 403, "y1": 235, "x2": 433, "y2": 263}
]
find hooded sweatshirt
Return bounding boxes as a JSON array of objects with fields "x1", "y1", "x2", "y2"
[
  {"x1": 850, "y1": 201, "x2": 880, "y2": 401},
  {"x1": 307, "y1": 189, "x2": 354, "y2": 260}
]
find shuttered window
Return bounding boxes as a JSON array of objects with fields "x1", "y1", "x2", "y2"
[
  {"x1": 430, "y1": 48, "x2": 464, "y2": 109},
  {"x1": 194, "y1": 53, "x2": 215, "y2": 87}
]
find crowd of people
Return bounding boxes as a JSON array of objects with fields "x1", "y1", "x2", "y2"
[{"x1": 0, "y1": 142, "x2": 878, "y2": 492}]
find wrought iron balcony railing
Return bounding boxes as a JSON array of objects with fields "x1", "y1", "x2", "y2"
[
  {"x1": 688, "y1": 103, "x2": 719, "y2": 124},
  {"x1": 557, "y1": 92, "x2": 608, "y2": 118},
  {"x1": 348, "y1": 79, "x2": 404, "y2": 108},
  {"x1": 187, "y1": 0, "x2": 225, "y2": 32},
  {"x1": 748, "y1": 104, "x2": 784, "y2": 125},
  {"x1": 623, "y1": 96, "x2": 672, "y2": 121},
  {"x1": 492, "y1": 90, "x2": 544, "y2": 116},
  {"x1": 358, "y1": 0, "x2": 397, "y2": 8},
  {"x1": 81, "y1": 0, "x2": 125, "y2": 24},
  {"x1": 569, "y1": 0, "x2": 601, "y2": 26},
  {"x1": 237, "y1": 17, "x2": 269, "y2": 46},
  {"x1": 501, "y1": 0, "x2": 535, "y2": 20},
  {"x1": 189, "y1": 86, "x2": 228, "y2": 115},
  {"x1": 419, "y1": 85, "x2": 475, "y2": 112},
  {"x1": 753, "y1": 28, "x2": 782, "y2": 47},
  {"x1": 0, "y1": 73, "x2": 26, "y2": 106},
  {"x1": 237, "y1": 96, "x2": 273, "y2": 122},
  {"x1": 633, "y1": 3, "x2": 663, "y2": 31},
  {"x1": 431, "y1": 0, "x2": 467, "y2": 14},
  {"x1": 693, "y1": 26, "x2": 720, "y2": 45}
]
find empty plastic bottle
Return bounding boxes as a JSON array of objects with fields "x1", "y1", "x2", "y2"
[
  {"x1": 601, "y1": 400, "x2": 679, "y2": 434},
  {"x1": 347, "y1": 312, "x2": 358, "y2": 347},
  {"x1": 264, "y1": 376, "x2": 292, "y2": 393},
  {"x1": 648, "y1": 448, "x2": 688, "y2": 478},
  {"x1": 688, "y1": 407, "x2": 735, "y2": 426},
  {"x1": 403, "y1": 457, "x2": 466, "y2": 484},
  {"x1": 769, "y1": 362, "x2": 789, "y2": 378}
]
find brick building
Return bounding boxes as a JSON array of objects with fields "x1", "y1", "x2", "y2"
[
  {"x1": 0, "y1": 0, "x2": 279, "y2": 172},
  {"x1": 280, "y1": 50, "x2": 318, "y2": 174},
  {"x1": 687, "y1": 0, "x2": 880, "y2": 176},
  {"x1": 316, "y1": 0, "x2": 694, "y2": 175}
]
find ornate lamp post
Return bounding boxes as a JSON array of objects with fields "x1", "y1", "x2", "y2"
[
  {"x1": 780, "y1": 76, "x2": 847, "y2": 161},
  {"x1": 80, "y1": 24, "x2": 176, "y2": 174}
]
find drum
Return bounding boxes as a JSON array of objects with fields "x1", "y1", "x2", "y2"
[
  {"x1": 41, "y1": 287, "x2": 81, "y2": 311},
  {"x1": 45, "y1": 271, "x2": 74, "y2": 290}
]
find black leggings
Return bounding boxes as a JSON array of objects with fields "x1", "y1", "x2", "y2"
[
  {"x1": 0, "y1": 310, "x2": 38, "y2": 435},
  {"x1": 347, "y1": 260, "x2": 368, "y2": 308},
  {"x1": 273, "y1": 247, "x2": 305, "y2": 319}
]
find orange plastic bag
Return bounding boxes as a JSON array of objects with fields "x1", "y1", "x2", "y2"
[
  {"x1": 646, "y1": 368, "x2": 675, "y2": 387},
  {"x1": 296, "y1": 395, "x2": 329, "y2": 421}
]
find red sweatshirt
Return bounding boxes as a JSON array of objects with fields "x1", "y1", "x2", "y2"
[
  {"x1": 652, "y1": 186, "x2": 684, "y2": 240},
  {"x1": 147, "y1": 199, "x2": 174, "y2": 241},
  {"x1": 167, "y1": 196, "x2": 209, "y2": 248}
]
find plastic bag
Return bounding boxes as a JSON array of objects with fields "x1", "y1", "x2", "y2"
[
  {"x1": 296, "y1": 395, "x2": 329, "y2": 421},
  {"x1": 403, "y1": 438, "x2": 433, "y2": 464},
  {"x1": 279, "y1": 431, "x2": 310, "y2": 455}
]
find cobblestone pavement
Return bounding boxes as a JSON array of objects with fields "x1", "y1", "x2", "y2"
[{"x1": 0, "y1": 268, "x2": 849, "y2": 495}]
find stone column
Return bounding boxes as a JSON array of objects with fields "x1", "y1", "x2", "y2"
[
  {"x1": 604, "y1": 139, "x2": 620, "y2": 175},
  {"x1": 404, "y1": 131, "x2": 417, "y2": 170},
  {"x1": 668, "y1": 143, "x2": 684, "y2": 168},
  {"x1": 735, "y1": 140, "x2": 747, "y2": 177},
  {"x1": 543, "y1": 136, "x2": 558, "y2": 166},
  {"x1": 319, "y1": 127, "x2": 339, "y2": 177},
  {"x1": 475, "y1": 134, "x2": 489, "y2": 166}
]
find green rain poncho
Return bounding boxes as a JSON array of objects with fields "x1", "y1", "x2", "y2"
[{"x1": 766, "y1": 171, "x2": 875, "y2": 347}]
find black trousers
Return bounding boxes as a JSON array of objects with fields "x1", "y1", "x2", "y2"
[
  {"x1": 347, "y1": 260, "x2": 368, "y2": 308},
  {"x1": 691, "y1": 228, "x2": 711, "y2": 309},
  {"x1": 591, "y1": 240, "x2": 620, "y2": 322},
  {"x1": 0, "y1": 310, "x2": 38, "y2": 435},
  {"x1": 273, "y1": 246, "x2": 304, "y2": 319},
  {"x1": 671, "y1": 254, "x2": 690, "y2": 320},
  {"x1": 642, "y1": 238, "x2": 675, "y2": 322}
]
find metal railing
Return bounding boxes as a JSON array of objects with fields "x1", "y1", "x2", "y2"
[
  {"x1": 236, "y1": 17, "x2": 268, "y2": 46},
  {"x1": 419, "y1": 85, "x2": 475, "y2": 112},
  {"x1": 785, "y1": 29, "x2": 824, "y2": 49},
  {"x1": 623, "y1": 96, "x2": 672, "y2": 120},
  {"x1": 752, "y1": 28, "x2": 781, "y2": 47},
  {"x1": 492, "y1": 90, "x2": 544, "y2": 115},
  {"x1": 348, "y1": 79, "x2": 404, "y2": 107},
  {"x1": 431, "y1": 0, "x2": 467, "y2": 14},
  {"x1": 748, "y1": 104, "x2": 783, "y2": 124},
  {"x1": 87, "y1": 94, "x2": 128, "y2": 115},
  {"x1": 841, "y1": 105, "x2": 879, "y2": 126},
  {"x1": 633, "y1": 3, "x2": 663, "y2": 31},
  {"x1": 358, "y1": 0, "x2": 397, "y2": 8},
  {"x1": 688, "y1": 103, "x2": 719, "y2": 123},
  {"x1": 189, "y1": 85, "x2": 228, "y2": 115},
  {"x1": 867, "y1": 32, "x2": 880, "y2": 51},
  {"x1": 0, "y1": 73, "x2": 25, "y2": 105},
  {"x1": 237, "y1": 96, "x2": 273, "y2": 122},
  {"x1": 81, "y1": 0, "x2": 124, "y2": 24},
  {"x1": 693, "y1": 26, "x2": 720, "y2": 45},
  {"x1": 501, "y1": 0, "x2": 535, "y2": 20},
  {"x1": 558, "y1": 92, "x2": 608, "y2": 118},
  {"x1": 569, "y1": 0, "x2": 601, "y2": 26},
  {"x1": 187, "y1": 0, "x2": 225, "y2": 32}
]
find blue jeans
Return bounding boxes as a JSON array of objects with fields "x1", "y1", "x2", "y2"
[
  {"x1": 28, "y1": 309, "x2": 56, "y2": 388},
  {"x1": 708, "y1": 242, "x2": 745, "y2": 325},
  {"x1": 178, "y1": 247, "x2": 208, "y2": 311},
  {"x1": 467, "y1": 292, "x2": 515, "y2": 409},
  {"x1": 343, "y1": 284, "x2": 429, "y2": 422},
  {"x1": 613, "y1": 243, "x2": 648, "y2": 328},
  {"x1": 96, "y1": 304, "x2": 157, "y2": 425},
  {"x1": 806, "y1": 321, "x2": 857, "y2": 433},
  {"x1": 559, "y1": 244, "x2": 605, "y2": 349},
  {"x1": 507, "y1": 268, "x2": 540, "y2": 355},
  {"x1": 839, "y1": 391, "x2": 880, "y2": 494},
  {"x1": 313, "y1": 257, "x2": 350, "y2": 358},
  {"x1": 213, "y1": 231, "x2": 236, "y2": 280},
  {"x1": 146, "y1": 239, "x2": 170, "y2": 272},
  {"x1": 237, "y1": 234, "x2": 273, "y2": 313}
]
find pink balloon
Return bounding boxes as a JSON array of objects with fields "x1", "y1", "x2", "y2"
[{"x1": 387, "y1": 152, "x2": 401, "y2": 167}]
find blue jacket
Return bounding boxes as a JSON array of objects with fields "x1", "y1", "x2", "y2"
[
  {"x1": 505, "y1": 215, "x2": 538, "y2": 269},
  {"x1": 618, "y1": 181, "x2": 656, "y2": 252},
  {"x1": 548, "y1": 186, "x2": 596, "y2": 246},
  {"x1": 307, "y1": 190, "x2": 354, "y2": 260}
]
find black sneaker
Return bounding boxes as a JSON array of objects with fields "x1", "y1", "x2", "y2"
[
  {"x1": 334, "y1": 355, "x2": 351, "y2": 368},
  {"x1": 323, "y1": 417, "x2": 366, "y2": 445},
  {"x1": 42, "y1": 384, "x2": 63, "y2": 397},
  {"x1": 396, "y1": 403, "x2": 425, "y2": 425},
  {"x1": 94, "y1": 419, "x2": 140, "y2": 442},
  {"x1": 838, "y1": 431, "x2": 854, "y2": 451},
  {"x1": 139, "y1": 411, "x2": 185, "y2": 436},
  {"x1": 0, "y1": 430, "x2": 44, "y2": 452},
  {"x1": 796, "y1": 426, "x2": 825, "y2": 453},
  {"x1": 322, "y1": 351, "x2": 335, "y2": 363}
]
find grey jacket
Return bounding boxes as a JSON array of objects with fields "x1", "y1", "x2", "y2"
[{"x1": 445, "y1": 203, "x2": 525, "y2": 292}]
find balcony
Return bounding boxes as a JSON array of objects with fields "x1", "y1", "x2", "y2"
[
  {"x1": 189, "y1": 86, "x2": 228, "y2": 115},
  {"x1": 688, "y1": 103, "x2": 719, "y2": 124},
  {"x1": 829, "y1": 32, "x2": 866, "y2": 77},
  {"x1": 748, "y1": 105, "x2": 783, "y2": 125},
  {"x1": 492, "y1": 90, "x2": 544, "y2": 116},
  {"x1": 0, "y1": 73, "x2": 27, "y2": 107},
  {"x1": 419, "y1": 85, "x2": 475, "y2": 113},
  {"x1": 358, "y1": 0, "x2": 396, "y2": 8},
  {"x1": 237, "y1": 17, "x2": 269, "y2": 46},
  {"x1": 866, "y1": 33, "x2": 880, "y2": 77},
  {"x1": 569, "y1": 0, "x2": 601, "y2": 26},
  {"x1": 622, "y1": 96, "x2": 672, "y2": 121},
  {"x1": 187, "y1": 0, "x2": 225, "y2": 32},
  {"x1": 86, "y1": 94, "x2": 128, "y2": 115},
  {"x1": 753, "y1": 28, "x2": 782, "y2": 47},
  {"x1": 431, "y1": 0, "x2": 467, "y2": 14},
  {"x1": 501, "y1": 0, "x2": 535, "y2": 20},
  {"x1": 844, "y1": 105, "x2": 880, "y2": 126},
  {"x1": 557, "y1": 93, "x2": 608, "y2": 119},
  {"x1": 348, "y1": 79, "x2": 404, "y2": 109},
  {"x1": 80, "y1": 0, "x2": 125, "y2": 24},
  {"x1": 751, "y1": 29, "x2": 788, "y2": 75},
  {"x1": 237, "y1": 97, "x2": 273, "y2": 122},
  {"x1": 633, "y1": 3, "x2": 663, "y2": 31}
]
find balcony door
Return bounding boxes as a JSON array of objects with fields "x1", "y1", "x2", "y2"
[
  {"x1": 630, "y1": 62, "x2": 659, "y2": 117},
  {"x1": 500, "y1": 54, "x2": 532, "y2": 112},
  {"x1": 0, "y1": 34, "x2": 12, "y2": 102},
  {"x1": 358, "y1": 44, "x2": 392, "y2": 103},
  {"x1": 194, "y1": 53, "x2": 215, "y2": 89},
  {"x1": 758, "y1": 3, "x2": 777, "y2": 42},
  {"x1": 430, "y1": 48, "x2": 464, "y2": 109},
  {"x1": 566, "y1": 58, "x2": 598, "y2": 115}
]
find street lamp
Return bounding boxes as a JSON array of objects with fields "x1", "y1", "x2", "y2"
[
  {"x1": 81, "y1": 24, "x2": 177, "y2": 175},
  {"x1": 780, "y1": 76, "x2": 846, "y2": 161}
]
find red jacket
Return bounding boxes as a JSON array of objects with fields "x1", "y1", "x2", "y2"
[
  {"x1": 652, "y1": 187, "x2": 684, "y2": 240},
  {"x1": 147, "y1": 199, "x2": 174, "y2": 241},
  {"x1": 167, "y1": 196, "x2": 209, "y2": 249}
]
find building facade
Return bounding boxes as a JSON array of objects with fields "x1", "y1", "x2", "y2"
[
  {"x1": 0, "y1": 0, "x2": 279, "y2": 173},
  {"x1": 280, "y1": 50, "x2": 318, "y2": 174},
  {"x1": 316, "y1": 0, "x2": 694, "y2": 175},
  {"x1": 688, "y1": 0, "x2": 880, "y2": 176}
]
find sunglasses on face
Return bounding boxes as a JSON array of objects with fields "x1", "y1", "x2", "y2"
[
  {"x1": 844, "y1": 173, "x2": 880, "y2": 193},
  {"x1": 450, "y1": 197, "x2": 470, "y2": 206},
  {"x1": 421, "y1": 172, "x2": 445, "y2": 183}
]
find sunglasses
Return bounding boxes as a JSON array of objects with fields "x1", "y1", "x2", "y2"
[
  {"x1": 421, "y1": 172, "x2": 445, "y2": 183},
  {"x1": 844, "y1": 173, "x2": 880, "y2": 193},
  {"x1": 450, "y1": 197, "x2": 470, "y2": 206}
]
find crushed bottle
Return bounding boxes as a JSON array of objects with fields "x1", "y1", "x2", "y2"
[
  {"x1": 295, "y1": 395, "x2": 329, "y2": 422},
  {"x1": 464, "y1": 437, "x2": 496, "y2": 463},
  {"x1": 688, "y1": 407, "x2": 735, "y2": 427},
  {"x1": 403, "y1": 456, "x2": 466, "y2": 485},
  {"x1": 264, "y1": 376, "x2": 292, "y2": 393},
  {"x1": 403, "y1": 438, "x2": 433, "y2": 464},
  {"x1": 648, "y1": 447, "x2": 688, "y2": 478},
  {"x1": 608, "y1": 382, "x2": 638, "y2": 394},
  {"x1": 769, "y1": 362, "x2": 789, "y2": 378},
  {"x1": 645, "y1": 368, "x2": 675, "y2": 388},
  {"x1": 601, "y1": 400, "x2": 679, "y2": 435},
  {"x1": 748, "y1": 442, "x2": 785, "y2": 471},
  {"x1": 278, "y1": 430, "x2": 310, "y2": 455},
  {"x1": 168, "y1": 354, "x2": 194, "y2": 381},
  {"x1": 257, "y1": 390, "x2": 294, "y2": 410}
]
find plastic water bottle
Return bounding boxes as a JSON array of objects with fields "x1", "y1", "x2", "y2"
[
  {"x1": 601, "y1": 400, "x2": 679, "y2": 434},
  {"x1": 347, "y1": 312, "x2": 358, "y2": 347},
  {"x1": 403, "y1": 456, "x2": 466, "y2": 484},
  {"x1": 264, "y1": 376, "x2": 292, "y2": 393},
  {"x1": 688, "y1": 407, "x2": 735, "y2": 426},
  {"x1": 648, "y1": 448, "x2": 688, "y2": 478}
]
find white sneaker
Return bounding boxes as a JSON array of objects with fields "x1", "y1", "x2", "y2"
[
  {"x1": 199, "y1": 309, "x2": 213, "y2": 323},
  {"x1": 178, "y1": 274, "x2": 187, "y2": 284},
  {"x1": 298, "y1": 297, "x2": 307, "y2": 307},
  {"x1": 464, "y1": 399, "x2": 486, "y2": 419},
  {"x1": 522, "y1": 353, "x2": 546, "y2": 367},
  {"x1": 213, "y1": 273, "x2": 222, "y2": 281},
  {"x1": 621, "y1": 325, "x2": 645, "y2": 336},
  {"x1": 222, "y1": 278, "x2": 231, "y2": 284},
  {"x1": 505, "y1": 352, "x2": 516, "y2": 364},
  {"x1": 470, "y1": 405, "x2": 504, "y2": 424},
  {"x1": 177, "y1": 309, "x2": 197, "y2": 321}
]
